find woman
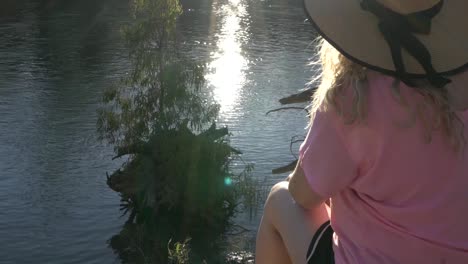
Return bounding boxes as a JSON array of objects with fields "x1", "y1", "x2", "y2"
[{"x1": 256, "y1": 0, "x2": 468, "y2": 263}]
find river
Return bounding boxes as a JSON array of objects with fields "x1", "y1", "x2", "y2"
[{"x1": 0, "y1": 0, "x2": 317, "y2": 263}]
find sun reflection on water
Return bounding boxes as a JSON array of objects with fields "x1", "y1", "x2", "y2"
[{"x1": 206, "y1": 0, "x2": 248, "y2": 114}]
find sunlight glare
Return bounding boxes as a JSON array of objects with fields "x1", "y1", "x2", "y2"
[{"x1": 206, "y1": 0, "x2": 248, "y2": 113}]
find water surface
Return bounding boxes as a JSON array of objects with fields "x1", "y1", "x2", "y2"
[{"x1": 0, "y1": 0, "x2": 317, "y2": 262}]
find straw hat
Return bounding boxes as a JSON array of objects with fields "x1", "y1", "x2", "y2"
[{"x1": 304, "y1": 0, "x2": 468, "y2": 88}]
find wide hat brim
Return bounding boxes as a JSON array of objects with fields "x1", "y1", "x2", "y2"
[{"x1": 304, "y1": 0, "x2": 468, "y2": 78}]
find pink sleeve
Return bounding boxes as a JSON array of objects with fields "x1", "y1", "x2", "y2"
[{"x1": 299, "y1": 109, "x2": 358, "y2": 198}]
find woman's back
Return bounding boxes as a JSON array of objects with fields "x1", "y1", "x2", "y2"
[
  {"x1": 256, "y1": 1, "x2": 468, "y2": 263},
  {"x1": 324, "y1": 70, "x2": 468, "y2": 263}
]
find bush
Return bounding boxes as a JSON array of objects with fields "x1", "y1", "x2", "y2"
[{"x1": 98, "y1": 0, "x2": 257, "y2": 262}]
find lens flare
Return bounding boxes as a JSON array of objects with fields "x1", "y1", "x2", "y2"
[{"x1": 224, "y1": 177, "x2": 233, "y2": 186}]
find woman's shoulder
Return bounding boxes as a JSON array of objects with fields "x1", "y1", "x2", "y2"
[
  {"x1": 446, "y1": 70, "x2": 468, "y2": 111},
  {"x1": 367, "y1": 69, "x2": 468, "y2": 113},
  {"x1": 365, "y1": 70, "x2": 428, "y2": 126}
]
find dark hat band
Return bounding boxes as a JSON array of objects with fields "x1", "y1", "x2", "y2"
[{"x1": 361, "y1": 0, "x2": 451, "y2": 88}]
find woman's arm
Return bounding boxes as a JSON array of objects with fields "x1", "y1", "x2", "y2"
[{"x1": 288, "y1": 162, "x2": 327, "y2": 209}]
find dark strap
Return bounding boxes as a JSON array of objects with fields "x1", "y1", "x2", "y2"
[
  {"x1": 306, "y1": 221, "x2": 335, "y2": 264},
  {"x1": 360, "y1": 0, "x2": 451, "y2": 88}
]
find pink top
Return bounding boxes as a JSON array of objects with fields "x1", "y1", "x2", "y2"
[{"x1": 299, "y1": 71, "x2": 468, "y2": 264}]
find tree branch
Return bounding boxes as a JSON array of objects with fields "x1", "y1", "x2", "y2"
[
  {"x1": 272, "y1": 159, "x2": 298, "y2": 174},
  {"x1": 265, "y1": 107, "x2": 306, "y2": 116},
  {"x1": 278, "y1": 87, "x2": 316, "y2": 105}
]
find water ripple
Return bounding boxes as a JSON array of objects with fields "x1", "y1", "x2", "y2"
[{"x1": 0, "y1": 0, "x2": 317, "y2": 262}]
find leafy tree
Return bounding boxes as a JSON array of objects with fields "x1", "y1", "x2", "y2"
[
  {"x1": 98, "y1": 0, "x2": 257, "y2": 263},
  {"x1": 98, "y1": 0, "x2": 219, "y2": 151}
]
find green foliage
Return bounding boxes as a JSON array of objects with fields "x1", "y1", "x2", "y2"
[
  {"x1": 107, "y1": 125, "x2": 258, "y2": 262},
  {"x1": 168, "y1": 238, "x2": 191, "y2": 264},
  {"x1": 99, "y1": 0, "x2": 259, "y2": 263},
  {"x1": 97, "y1": 0, "x2": 219, "y2": 150}
]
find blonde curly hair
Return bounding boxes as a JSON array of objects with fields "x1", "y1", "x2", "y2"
[{"x1": 311, "y1": 39, "x2": 465, "y2": 151}]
